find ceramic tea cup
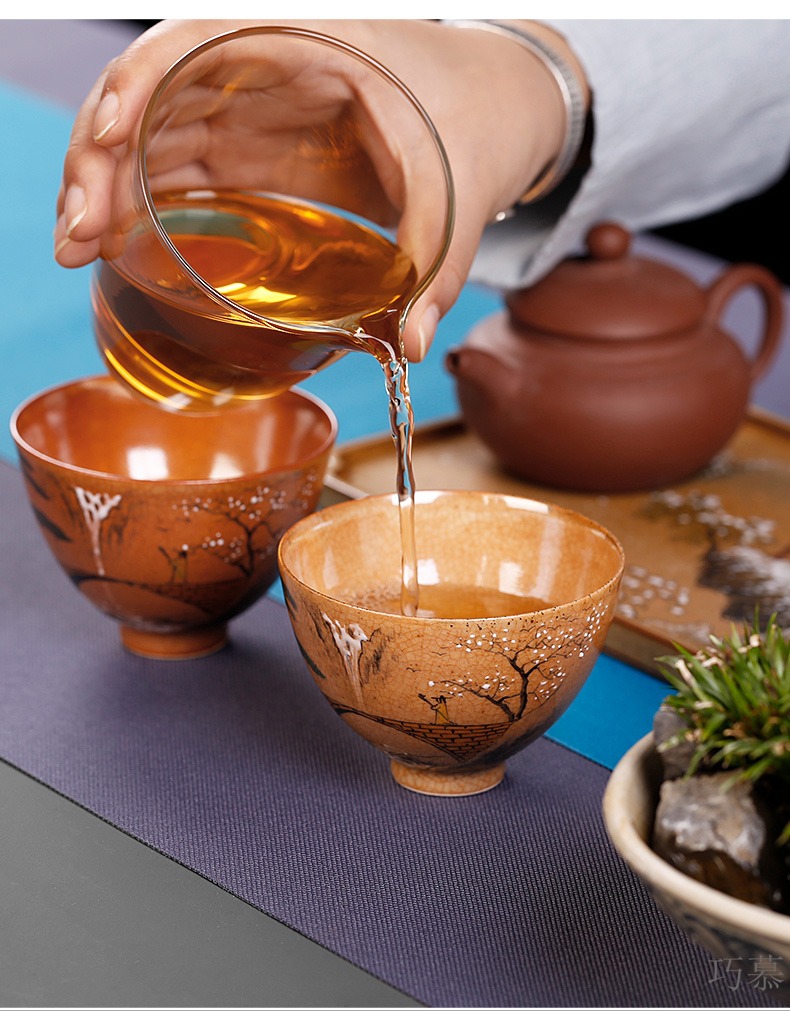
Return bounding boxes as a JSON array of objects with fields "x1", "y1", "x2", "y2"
[
  {"x1": 278, "y1": 490, "x2": 624, "y2": 795},
  {"x1": 11, "y1": 375, "x2": 337, "y2": 659}
]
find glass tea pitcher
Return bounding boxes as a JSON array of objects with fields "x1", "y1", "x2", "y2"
[{"x1": 91, "y1": 26, "x2": 455, "y2": 412}]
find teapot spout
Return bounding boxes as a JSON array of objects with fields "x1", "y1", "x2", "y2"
[
  {"x1": 445, "y1": 344, "x2": 518, "y2": 396},
  {"x1": 444, "y1": 346, "x2": 468, "y2": 377},
  {"x1": 445, "y1": 341, "x2": 525, "y2": 445}
]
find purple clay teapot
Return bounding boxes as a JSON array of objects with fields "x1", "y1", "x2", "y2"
[{"x1": 446, "y1": 222, "x2": 784, "y2": 492}]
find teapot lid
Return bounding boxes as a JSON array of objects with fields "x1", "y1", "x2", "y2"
[{"x1": 506, "y1": 222, "x2": 706, "y2": 339}]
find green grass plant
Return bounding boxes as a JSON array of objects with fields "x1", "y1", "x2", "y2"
[{"x1": 658, "y1": 613, "x2": 790, "y2": 844}]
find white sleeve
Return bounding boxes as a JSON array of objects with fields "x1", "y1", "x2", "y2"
[{"x1": 469, "y1": 19, "x2": 790, "y2": 290}]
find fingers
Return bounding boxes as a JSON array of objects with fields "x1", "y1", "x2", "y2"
[
  {"x1": 51, "y1": 16, "x2": 536, "y2": 368},
  {"x1": 54, "y1": 21, "x2": 230, "y2": 266},
  {"x1": 401, "y1": 209, "x2": 488, "y2": 362},
  {"x1": 402, "y1": 300, "x2": 441, "y2": 363}
]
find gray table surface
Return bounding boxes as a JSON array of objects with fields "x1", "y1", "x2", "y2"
[{"x1": 0, "y1": 18, "x2": 419, "y2": 1010}]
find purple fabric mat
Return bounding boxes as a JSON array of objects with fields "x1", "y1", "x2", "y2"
[{"x1": 0, "y1": 459, "x2": 780, "y2": 1009}]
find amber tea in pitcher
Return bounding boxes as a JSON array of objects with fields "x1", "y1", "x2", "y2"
[{"x1": 92, "y1": 189, "x2": 418, "y2": 412}]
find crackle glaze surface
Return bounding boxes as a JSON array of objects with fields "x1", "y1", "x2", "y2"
[
  {"x1": 278, "y1": 491, "x2": 624, "y2": 791},
  {"x1": 12, "y1": 375, "x2": 336, "y2": 657}
]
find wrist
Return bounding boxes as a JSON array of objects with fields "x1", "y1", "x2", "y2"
[{"x1": 444, "y1": 19, "x2": 590, "y2": 207}]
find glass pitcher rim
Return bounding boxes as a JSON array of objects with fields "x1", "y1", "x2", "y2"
[{"x1": 135, "y1": 23, "x2": 456, "y2": 338}]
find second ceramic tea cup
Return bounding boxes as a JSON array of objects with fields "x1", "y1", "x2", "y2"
[{"x1": 12, "y1": 375, "x2": 337, "y2": 659}]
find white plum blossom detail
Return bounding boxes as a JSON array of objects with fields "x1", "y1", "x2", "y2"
[
  {"x1": 323, "y1": 614, "x2": 369, "y2": 704},
  {"x1": 170, "y1": 473, "x2": 321, "y2": 577},
  {"x1": 74, "y1": 486, "x2": 122, "y2": 575},
  {"x1": 432, "y1": 602, "x2": 608, "y2": 723}
]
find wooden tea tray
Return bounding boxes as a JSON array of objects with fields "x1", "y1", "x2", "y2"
[{"x1": 322, "y1": 408, "x2": 790, "y2": 677}]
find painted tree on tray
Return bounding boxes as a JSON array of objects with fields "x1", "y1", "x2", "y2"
[
  {"x1": 644, "y1": 489, "x2": 790, "y2": 628},
  {"x1": 644, "y1": 489, "x2": 776, "y2": 550}
]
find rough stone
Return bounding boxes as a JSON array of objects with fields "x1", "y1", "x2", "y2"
[
  {"x1": 652, "y1": 704, "x2": 696, "y2": 779},
  {"x1": 653, "y1": 772, "x2": 786, "y2": 910}
]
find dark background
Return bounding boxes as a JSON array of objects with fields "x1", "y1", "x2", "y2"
[
  {"x1": 654, "y1": 164, "x2": 789, "y2": 285},
  {"x1": 126, "y1": 20, "x2": 789, "y2": 285}
]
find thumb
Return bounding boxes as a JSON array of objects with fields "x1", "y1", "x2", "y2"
[{"x1": 401, "y1": 213, "x2": 486, "y2": 361}]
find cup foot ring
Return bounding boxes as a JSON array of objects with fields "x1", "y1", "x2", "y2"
[
  {"x1": 390, "y1": 759, "x2": 505, "y2": 796},
  {"x1": 120, "y1": 623, "x2": 228, "y2": 660}
]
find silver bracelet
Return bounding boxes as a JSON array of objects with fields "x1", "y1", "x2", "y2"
[{"x1": 444, "y1": 19, "x2": 587, "y2": 204}]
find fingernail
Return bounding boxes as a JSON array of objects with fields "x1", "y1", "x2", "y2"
[
  {"x1": 416, "y1": 303, "x2": 440, "y2": 361},
  {"x1": 64, "y1": 186, "x2": 87, "y2": 235},
  {"x1": 54, "y1": 211, "x2": 68, "y2": 254},
  {"x1": 94, "y1": 90, "x2": 120, "y2": 141},
  {"x1": 54, "y1": 234, "x2": 71, "y2": 258}
]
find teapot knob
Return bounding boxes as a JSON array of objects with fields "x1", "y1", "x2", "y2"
[{"x1": 586, "y1": 222, "x2": 631, "y2": 260}]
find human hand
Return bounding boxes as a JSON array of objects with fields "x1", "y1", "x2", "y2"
[{"x1": 55, "y1": 19, "x2": 588, "y2": 360}]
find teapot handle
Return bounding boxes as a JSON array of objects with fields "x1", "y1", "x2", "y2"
[{"x1": 704, "y1": 264, "x2": 784, "y2": 383}]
